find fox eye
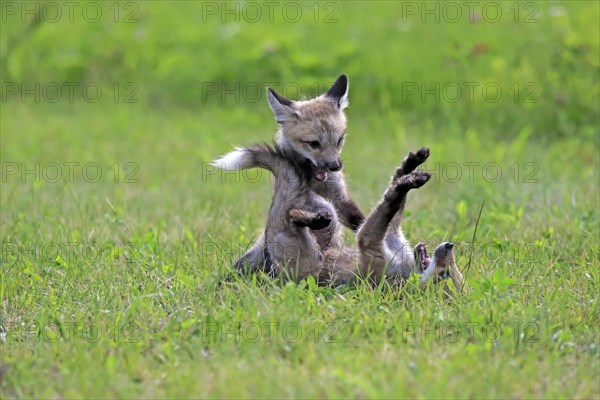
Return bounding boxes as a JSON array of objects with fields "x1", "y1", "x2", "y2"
[
  {"x1": 308, "y1": 140, "x2": 321, "y2": 149},
  {"x1": 337, "y1": 136, "x2": 344, "y2": 147}
]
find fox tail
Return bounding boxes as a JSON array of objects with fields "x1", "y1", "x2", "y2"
[{"x1": 212, "y1": 143, "x2": 284, "y2": 175}]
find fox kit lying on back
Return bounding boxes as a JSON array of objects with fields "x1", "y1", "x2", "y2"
[{"x1": 214, "y1": 75, "x2": 365, "y2": 274}]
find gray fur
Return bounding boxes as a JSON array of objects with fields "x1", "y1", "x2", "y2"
[
  {"x1": 220, "y1": 144, "x2": 432, "y2": 285},
  {"x1": 216, "y1": 75, "x2": 365, "y2": 275}
]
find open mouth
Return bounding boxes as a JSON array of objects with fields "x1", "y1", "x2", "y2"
[
  {"x1": 310, "y1": 163, "x2": 329, "y2": 182},
  {"x1": 315, "y1": 170, "x2": 328, "y2": 181},
  {"x1": 415, "y1": 242, "x2": 430, "y2": 271}
]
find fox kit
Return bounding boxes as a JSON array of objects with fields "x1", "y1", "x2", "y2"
[
  {"x1": 222, "y1": 143, "x2": 337, "y2": 281},
  {"x1": 214, "y1": 142, "x2": 432, "y2": 285},
  {"x1": 213, "y1": 75, "x2": 364, "y2": 274},
  {"x1": 414, "y1": 242, "x2": 464, "y2": 296}
]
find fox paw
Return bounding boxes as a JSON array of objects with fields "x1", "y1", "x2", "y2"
[
  {"x1": 289, "y1": 209, "x2": 332, "y2": 230},
  {"x1": 385, "y1": 170, "x2": 430, "y2": 202},
  {"x1": 308, "y1": 212, "x2": 333, "y2": 230},
  {"x1": 395, "y1": 147, "x2": 430, "y2": 179},
  {"x1": 397, "y1": 170, "x2": 431, "y2": 189}
]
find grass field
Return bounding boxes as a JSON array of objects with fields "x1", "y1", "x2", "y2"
[{"x1": 1, "y1": 1, "x2": 599, "y2": 398}]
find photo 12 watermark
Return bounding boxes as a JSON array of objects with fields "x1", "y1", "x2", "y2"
[
  {"x1": 1, "y1": 161, "x2": 140, "y2": 184},
  {"x1": 1, "y1": 240, "x2": 148, "y2": 273},
  {"x1": 1, "y1": 1, "x2": 139, "y2": 24},
  {"x1": 198, "y1": 321, "x2": 339, "y2": 344},
  {"x1": 201, "y1": 80, "x2": 336, "y2": 104},
  {"x1": 1, "y1": 321, "x2": 141, "y2": 344},
  {"x1": 399, "y1": 2, "x2": 540, "y2": 24},
  {"x1": 400, "y1": 81, "x2": 540, "y2": 104},
  {"x1": 420, "y1": 161, "x2": 540, "y2": 184},
  {"x1": 1, "y1": 82, "x2": 140, "y2": 103},
  {"x1": 200, "y1": 1, "x2": 340, "y2": 24}
]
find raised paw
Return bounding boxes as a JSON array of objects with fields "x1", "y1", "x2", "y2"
[
  {"x1": 383, "y1": 170, "x2": 431, "y2": 204},
  {"x1": 397, "y1": 170, "x2": 431, "y2": 189},
  {"x1": 395, "y1": 147, "x2": 430, "y2": 179}
]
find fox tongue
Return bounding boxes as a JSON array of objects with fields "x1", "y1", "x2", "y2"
[{"x1": 315, "y1": 171, "x2": 328, "y2": 182}]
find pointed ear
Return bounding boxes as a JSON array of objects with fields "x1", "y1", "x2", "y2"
[
  {"x1": 325, "y1": 74, "x2": 349, "y2": 110},
  {"x1": 267, "y1": 88, "x2": 297, "y2": 123}
]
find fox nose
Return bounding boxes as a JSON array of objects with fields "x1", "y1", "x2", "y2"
[
  {"x1": 326, "y1": 161, "x2": 342, "y2": 172},
  {"x1": 445, "y1": 242, "x2": 454, "y2": 249}
]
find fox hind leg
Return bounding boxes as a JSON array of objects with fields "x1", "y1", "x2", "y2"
[{"x1": 233, "y1": 235, "x2": 272, "y2": 274}]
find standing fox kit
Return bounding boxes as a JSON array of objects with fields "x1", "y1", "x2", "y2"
[{"x1": 214, "y1": 75, "x2": 364, "y2": 273}]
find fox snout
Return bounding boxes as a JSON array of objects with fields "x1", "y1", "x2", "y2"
[
  {"x1": 314, "y1": 159, "x2": 342, "y2": 172},
  {"x1": 325, "y1": 160, "x2": 342, "y2": 172}
]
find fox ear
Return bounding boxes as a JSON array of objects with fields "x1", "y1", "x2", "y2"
[
  {"x1": 267, "y1": 88, "x2": 297, "y2": 123},
  {"x1": 325, "y1": 74, "x2": 349, "y2": 110}
]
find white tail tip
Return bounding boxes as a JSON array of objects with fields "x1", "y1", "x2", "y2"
[{"x1": 211, "y1": 147, "x2": 247, "y2": 170}]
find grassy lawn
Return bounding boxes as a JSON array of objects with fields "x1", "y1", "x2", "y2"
[{"x1": 1, "y1": 1, "x2": 599, "y2": 398}]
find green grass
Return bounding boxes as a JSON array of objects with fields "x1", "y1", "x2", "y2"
[{"x1": 1, "y1": 1, "x2": 599, "y2": 398}]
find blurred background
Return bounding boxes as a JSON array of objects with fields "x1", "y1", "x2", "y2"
[{"x1": 2, "y1": 1, "x2": 598, "y2": 133}]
